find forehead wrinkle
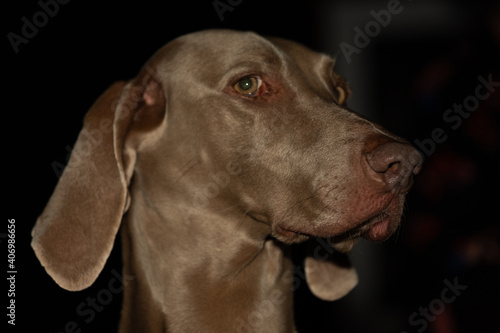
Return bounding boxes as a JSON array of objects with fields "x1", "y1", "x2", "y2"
[
  {"x1": 227, "y1": 40, "x2": 286, "y2": 74},
  {"x1": 261, "y1": 37, "x2": 292, "y2": 79}
]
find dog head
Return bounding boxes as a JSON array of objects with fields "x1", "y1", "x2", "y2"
[{"x1": 32, "y1": 30, "x2": 421, "y2": 302}]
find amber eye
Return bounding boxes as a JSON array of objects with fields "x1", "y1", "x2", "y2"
[
  {"x1": 234, "y1": 76, "x2": 260, "y2": 95},
  {"x1": 336, "y1": 86, "x2": 346, "y2": 105}
]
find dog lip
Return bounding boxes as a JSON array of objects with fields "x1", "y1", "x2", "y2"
[
  {"x1": 273, "y1": 224, "x2": 312, "y2": 243},
  {"x1": 273, "y1": 224, "x2": 360, "y2": 253},
  {"x1": 275, "y1": 224, "x2": 311, "y2": 237},
  {"x1": 270, "y1": 200, "x2": 399, "y2": 245},
  {"x1": 329, "y1": 210, "x2": 392, "y2": 244},
  {"x1": 360, "y1": 211, "x2": 393, "y2": 242},
  {"x1": 275, "y1": 225, "x2": 300, "y2": 237},
  {"x1": 273, "y1": 210, "x2": 390, "y2": 243}
]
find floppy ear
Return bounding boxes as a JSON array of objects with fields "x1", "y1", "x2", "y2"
[
  {"x1": 31, "y1": 69, "x2": 166, "y2": 291},
  {"x1": 304, "y1": 238, "x2": 358, "y2": 301}
]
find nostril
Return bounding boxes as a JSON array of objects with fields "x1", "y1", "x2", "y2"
[
  {"x1": 366, "y1": 143, "x2": 406, "y2": 173},
  {"x1": 365, "y1": 142, "x2": 423, "y2": 189},
  {"x1": 386, "y1": 161, "x2": 401, "y2": 174}
]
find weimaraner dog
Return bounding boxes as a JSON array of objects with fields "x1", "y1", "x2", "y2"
[{"x1": 32, "y1": 29, "x2": 422, "y2": 332}]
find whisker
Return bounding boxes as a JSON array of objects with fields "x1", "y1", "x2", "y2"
[
  {"x1": 229, "y1": 206, "x2": 250, "y2": 239},
  {"x1": 278, "y1": 193, "x2": 315, "y2": 223}
]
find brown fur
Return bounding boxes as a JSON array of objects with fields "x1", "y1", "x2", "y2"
[{"x1": 32, "y1": 30, "x2": 422, "y2": 332}]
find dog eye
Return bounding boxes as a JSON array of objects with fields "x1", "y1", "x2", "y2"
[{"x1": 234, "y1": 76, "x2": 261, "y2": 96}]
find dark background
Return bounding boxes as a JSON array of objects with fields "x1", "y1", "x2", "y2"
[{"x1": 4, "y1": 0, "x2": 499, "y2": 332}]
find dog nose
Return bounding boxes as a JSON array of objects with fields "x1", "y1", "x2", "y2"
[{"x1": 365, "y1": 141, "x2": 423, "y2": 191}]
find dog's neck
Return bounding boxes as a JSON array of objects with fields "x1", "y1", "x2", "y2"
[{"x1": 117, "y1": 185, "x2": 295, "y2": 332}]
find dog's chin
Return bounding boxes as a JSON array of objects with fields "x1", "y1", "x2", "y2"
[{"x1": 271, "y1": 208, "x2": 402, "y2": 251}]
